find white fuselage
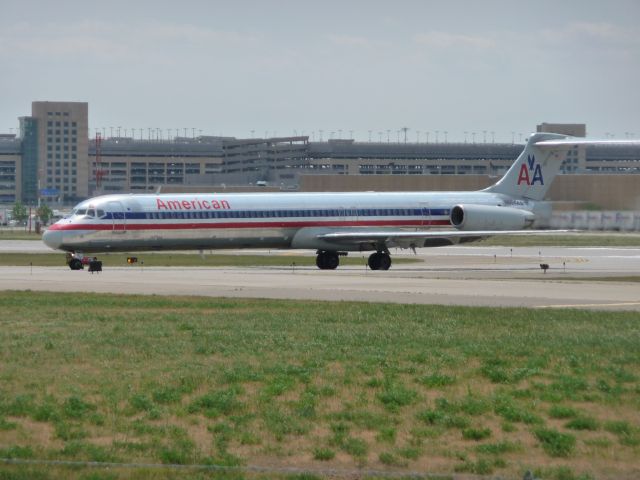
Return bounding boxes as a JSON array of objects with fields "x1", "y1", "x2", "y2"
[{"x1": 43, "y1": 191, "x2": 527, "y2": 253}]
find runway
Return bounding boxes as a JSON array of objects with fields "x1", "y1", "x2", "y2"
[{"x1": 0, "y1": 242, "x2": 639, "y2": 310}]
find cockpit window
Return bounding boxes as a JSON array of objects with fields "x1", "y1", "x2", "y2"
[
  {"x1": 86, "y1": 209, "x2": 96, "y2": 218},
  {"x1": 97, "y1": 209, "x2": 106, "y2": 218},
  {"x1": 75, "y1": 208, "x2": 87, "y2": 216}
]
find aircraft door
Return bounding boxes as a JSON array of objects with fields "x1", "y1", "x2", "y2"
[
  {"x1": 420, "y1": 202, "x2": 431, "y2": 227},
  {"x1": 107, "y1": 201, "x2": 127, "y2": 233},
  {"x1": 340, "y1": 206, "x2": 358, "y2": 225}
]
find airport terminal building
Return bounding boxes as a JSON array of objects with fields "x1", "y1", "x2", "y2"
[{"x1": 2, "y1": 101, "x2": 640, "y2": 208}]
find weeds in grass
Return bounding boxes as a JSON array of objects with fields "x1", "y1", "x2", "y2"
[
  {"x1": 462, "y1": 427, "x2": 492, "y2": 441},
  {"x1": 548, "y1": 405, "x2": 579, "y2": 419},
  {"x1": 533, "y1": 427, "x2": 576, "y2": 457},
  {"x1": 312, "y1": 447, "x2": 335, "y2": 461},
  {"x1": 604, "y1": 420, "x2": 640, "y2": 446},
  {"x1": 0, "y1": 445, "x2": 34, "y2": 459},
  {"x1": 476, "y1": 441, "x2": 520, "y2": 455},
  {"x1": 0, "y1": 417, "x2": 17, "y2": 430},
  {"x1": 493, "y1": 395, "x2": 541, "y2": 425},
  {"x1": 533, "y1": 465, "x2": 596, "y2": 480},
  {"x1": 565, "y1": 416, "x2": 599, "y2": 431},
  {"x1": 418, "y1": 373, "x2": 456, "y2": 388},
  {"x1": 379, "y1": 451, "x2": 407, "y2": 467},
  {"x1": 454, "y1": 457, "x2": 496, "y2": 475},
  {"x1": 375, "y1": 381, "x2": 418, "y2": 412},
  {"x1": 188, "y1": 388, "x2": 243, "y2": 418}
]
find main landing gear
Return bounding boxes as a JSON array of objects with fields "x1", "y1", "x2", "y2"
[
  {"x1": 315, "y1": 250, "x2": 392, "y2": 271},
  {"x1": 368, "y1": 251, "x2": 392, "y2": 270},
  {"x1": 316, "y1": 250, "x2": 340, "y2": 270}
]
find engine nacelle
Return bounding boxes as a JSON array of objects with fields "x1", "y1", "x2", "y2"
[{"x1": 450, "y1": 204, "x2": 535, "y2": 231}]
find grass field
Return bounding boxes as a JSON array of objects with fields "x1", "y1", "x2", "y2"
[
  {"x1": 0, "y1": 231, "x2": 44, "y2": 241},
  {"x1": 0, "y1": 253, "x2": 419, "y2": 268},
  {"x1": 1, "y1": 292, "x2": 639, "y2": 480}
]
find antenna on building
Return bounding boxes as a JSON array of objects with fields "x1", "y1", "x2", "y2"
[{"x1": 401, "y1": 127, "x2": 409, "y2": 144}]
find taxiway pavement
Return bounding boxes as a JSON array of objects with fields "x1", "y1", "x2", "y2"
[{"x1": 0, "y1": 242, "x2": 638, "y2": 310}]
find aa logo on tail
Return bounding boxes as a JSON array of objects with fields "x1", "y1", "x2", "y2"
[{"x1": 517, "y1": 155, "x2": 544, "y2": 186}]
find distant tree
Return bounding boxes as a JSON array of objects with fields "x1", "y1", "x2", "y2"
[
  {"x1": 11, "y1": 202, "x2": 28, "y2": 224},
  {"x1": 37, "y1": 203, "x2": 54, "y2": 225}
]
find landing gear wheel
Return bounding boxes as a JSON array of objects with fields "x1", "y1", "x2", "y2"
[
  {"x1": 368, "y1": 252, "x2": 391, "y2": 271},
  {"x1": 316, "y1": 251, "x2": 340, "y2": 270},
  {"x1": 69, "y1": 258, "x2": 83, "y2": 270}
]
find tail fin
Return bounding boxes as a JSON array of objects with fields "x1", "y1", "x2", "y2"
[{"x1": 484, "y1": 133, "x2": 571, "y2": 201}]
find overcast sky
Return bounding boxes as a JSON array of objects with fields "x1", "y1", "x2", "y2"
[{"x1": 1, "y1": 0, "x2": 639, "y2": 142}]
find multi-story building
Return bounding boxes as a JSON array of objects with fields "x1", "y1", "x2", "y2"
[
  {"x1": 0, "y1": 135, "x2": 21, "y2": 203},
  {"x1": 2, "y1": 101, "x2": 640, "y2": 206}
]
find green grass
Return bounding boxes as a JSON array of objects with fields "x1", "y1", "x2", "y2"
[
  {"x1": 0, "y1": 252, "x2": 420, "y2": 268},
  {"x1": 0, "y1": 292, "x2": 639, "y2": 479},
  {"x1": 0, "y1": 231, "x2": 45, "y2": 240},
  {"x1": 478, "y1": 233, "x2": 640, "y2": 247}
]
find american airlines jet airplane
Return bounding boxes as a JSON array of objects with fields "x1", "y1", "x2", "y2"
[{"x1": 42, "y1": 133, "x2": 636, "y2": 270}]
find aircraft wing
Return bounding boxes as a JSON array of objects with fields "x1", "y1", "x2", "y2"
[{"x1": 317, "y1": 229, "x2": 570, "y2": 250}]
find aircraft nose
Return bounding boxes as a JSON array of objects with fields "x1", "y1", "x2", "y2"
[{"x1": 42, "y1": 229, "x2": 63, "y2": 250}]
